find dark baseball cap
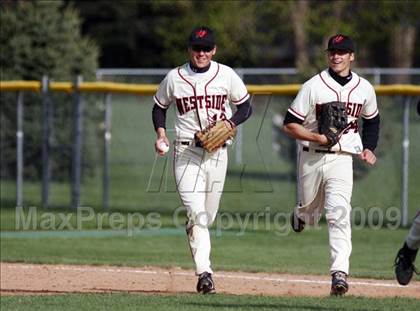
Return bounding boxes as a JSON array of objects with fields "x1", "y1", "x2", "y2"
[
  {"x1": 188, "y1": 26, "x2": 215, "y2": 48},
  {"x1": 326, "y1": 34, "x2": 354, "y2": 52}
]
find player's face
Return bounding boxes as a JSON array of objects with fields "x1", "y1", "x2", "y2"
[
  {"x1": 189, "y1": 45, "x2": 216, "y2": 68},
  {"x1": 327, "y1": 49, "x2": 354, "y2": 77}
]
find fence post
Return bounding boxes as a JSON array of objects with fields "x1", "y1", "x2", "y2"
[
  {"x1": 41, "y1": 76, "x2": 51, "y2": 209},
  {"x1": 103, "y1": 93, "x2": 112, "y2": 210},
  {"x1": 401, "y1": 96, "x2": 410, "y2": 227},
  {"x1": 235, "y1": 69, "x2": 244, "y2": 165},
  {"x1": 373, "y1": 67, "x2": 381, "y2": 85},
  {"x1": 71, "y1": 75, "x2": 84, "y2": 209},
  {"x1": 16, "y1": 91, "x2": 24, "y2": 208}
]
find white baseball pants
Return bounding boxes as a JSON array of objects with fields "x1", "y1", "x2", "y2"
[
  {"x1": 296, "y1": 149, "x2": 353, "y2": 275},
  {"x1": 174, "y1": 143, "x2": 228, "y2": 275},
  {"x1": 406, "y1": 211, "x2": 420, "y2": 250}
]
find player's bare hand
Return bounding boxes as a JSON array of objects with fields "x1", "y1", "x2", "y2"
[
  {"x1": 358, "y1": 149, "x2": 376, "y2": 165},
  {"x1": 224, "y1": 119, "x2": 236, "y2": 130},
  {"x1": 155, "y1": 136, "x2": 170, "y2": 155},
  {"x1": 318, "y1": 134, "x2": 329, "y2": 146}
]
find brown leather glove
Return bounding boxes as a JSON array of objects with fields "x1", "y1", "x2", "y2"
[{"x1": 195, "y1": 120, "x2": 236, "y2": 153}]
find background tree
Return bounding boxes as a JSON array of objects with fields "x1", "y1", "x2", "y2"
[
  {"x1": 289, "y1": 0, "x2": 310, "y2": 74},
  {"x1": 73, "y1": 0, "x2": 267, "y2": 68},
  {"x1": 0, "y1": 0, "x2": 99, "y2": 180},
  {"x1": 72, "y1": 0, "x2": 420, "y2": 76}
]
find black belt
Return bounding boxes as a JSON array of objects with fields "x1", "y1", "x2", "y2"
[
  {"x1": 180, "y1": 141, "x2": 202, "y2": 147},
  {"x1": 179, "y1": 141, "x2": 226, "y2": 148},
  {"x1": 302, "y1": 146, "x2": 335, "y2": 154}
]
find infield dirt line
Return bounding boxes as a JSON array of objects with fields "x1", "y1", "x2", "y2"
[
  {"x1": 14, "y1": 263, "x2": 417, "y2": 288},
  {"x1": 14, "y1": 265, "x2": 412, "y2": 288},
  {"x1": 1, "y1": 262, "x2": 419, "y2": 298}
]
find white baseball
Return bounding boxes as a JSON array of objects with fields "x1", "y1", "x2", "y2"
[{"x1": 159, "y1": 142, "x2": 169, "y2": 153}]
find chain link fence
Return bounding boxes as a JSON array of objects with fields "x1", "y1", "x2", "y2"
[{"x1": 1, "y1": 69, "x2": 419, "y2": 228}]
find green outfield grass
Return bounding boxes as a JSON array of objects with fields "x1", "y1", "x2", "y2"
[
  {"x1": 0, "y1": 226, "x2": 411, "y2": 279},
  {"x1": 1, "y1": 293, "x2": 418, "y2": 311}
]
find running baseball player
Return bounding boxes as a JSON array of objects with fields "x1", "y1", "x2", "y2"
[
  {"x1": 283, "y1": 34, "x2": 380, "y2": 295},
  {"x1": 152, "y1": 26, "x2": 252, "y2": 294},
  {"x1": 395, "y1": 211, "x2": 420, "y2": 285},
  {"x1": 394, "y1": 104, "x2": 420, "y2": 286}
]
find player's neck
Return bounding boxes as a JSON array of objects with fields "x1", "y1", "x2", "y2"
[
  {"x1": 328, "y1": 68, "x2": 352, "y2": 86},
  {"x1": 189, "y1": 61, "x2": 211, "y2": 73}
]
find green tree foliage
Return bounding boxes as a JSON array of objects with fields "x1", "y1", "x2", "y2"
[
  {"x1": 1, "y1": 0, "x2": 98, "y2": 80},
  {"x1": 302, "y1": 0, "x2": 420, "y2": 73},
  {"x1": 74, "y1": 0, "x2": 268, "y2": 68},
  {"x1": 0, "y1": 0, "x2": 99, "y2": 180},
  {"x1": 73, "y1": 0, "x2": 419, "y2": 71}
]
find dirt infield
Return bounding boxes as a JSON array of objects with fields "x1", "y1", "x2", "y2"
[{"x1": 1, "y1": 262, "x2": 419, "y2": 298}]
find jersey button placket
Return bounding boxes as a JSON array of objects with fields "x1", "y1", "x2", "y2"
[{"x1": 195, "y1": 81, "x2": 204, "y2": 112}]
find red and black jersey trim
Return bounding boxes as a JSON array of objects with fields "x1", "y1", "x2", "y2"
[
  {"x1": 153, "y1": 95, "x2": 168, "y2": 109},
  {"x1": 204, "y1": 63, "x2": 220, "y2": 124},
  {"x1": 347, "y1": 76, "x2": 361, "y2": 103},
  {"x1": 232, "y1": 92, "x2": 250, "y2": 104},
  {"x1": 284, "y1": 110, "x2": 304, "y2": 125},
  {"x1": 287, "y1": 107, "x2": 305, "y2": 121},
  {"x1": 177, "y1": 65, "x2": 202, "y2": 129},
  {"x1": 362, "y1": 108, "x2": 379, "y2": 119},
  {"x1": 319, "y1": 72, "x2": 340, "y2": 101}
]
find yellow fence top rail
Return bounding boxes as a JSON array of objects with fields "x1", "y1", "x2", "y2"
[
  {"x1": 1, "y1": 80, "x2": 420, "y2": 96},
  {"x1": 0, "y1": 81, "x2": 41, "y2": 92}
]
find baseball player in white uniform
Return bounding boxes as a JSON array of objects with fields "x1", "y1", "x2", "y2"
[
  {"x1": 283, "y1": 34, "x2": 380, "y2": 295},
  {"x1": 152, "y1": 26, "x2": 252, "y2": 294},
  {"x1": 394, "y1": 104, "x2": 420, "y2": 285},
  {"x1": 395, "y1": 210, "x2": 420, "y2": 285}
]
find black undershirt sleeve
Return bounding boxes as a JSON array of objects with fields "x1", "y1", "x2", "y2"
[
  {"x1": 361, "y1": 114, "x2": 380, "y2": 151},
  {"x1": 230, "y1": 99, "x2": 253, "y2": 126},
  {"x1": 283, "y1": 111, "x2": 304, "y2": 125},
  {"x1": 152, "y1": 104, "x2": 167, "y2": 131}
]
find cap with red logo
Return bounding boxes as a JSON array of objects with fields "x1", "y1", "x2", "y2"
[
  {"x1": 326, "y1": 34, "x2": 354, "y2": 52},
  {"x1": 188, "y1": 26, "x2": 215, "y2": 48}
]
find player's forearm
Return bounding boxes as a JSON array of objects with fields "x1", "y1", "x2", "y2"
[
  {"x1": 152, "y1": 104, "x2": 167, "y2": 131},
  {"x1": 283, "y1": 123, "x2": 327, "y2": 145},
  {"x1": 361, "y1": 115, "x2": 380, "y2": 152},
  {"x1": 156, "y1": 127, "x2": 167, "y2": 139},
  {"x1": 230, "y1": 100, "x2": 252, "y2": 126}
]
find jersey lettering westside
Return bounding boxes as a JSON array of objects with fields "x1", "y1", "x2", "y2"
[
  {"x1": 288, "y1": 69, "x2": 378, "y2": 154},
  {"x1": 154, "y1": 61, "x2": 250, "y2": 140}
]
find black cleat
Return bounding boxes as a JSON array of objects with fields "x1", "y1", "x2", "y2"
[
  {"x1": 196, "y1": 272, "x2": 216, "y2": 294},
  {"x1": 394, "y1": 243, "x2": 419, "y2": 286},
  {"x1": 291, "y1": 211, "x2": 305, "y2": 233},
  {"x1": 330, "y1": 271, "x2": 349, "y2": 296}
]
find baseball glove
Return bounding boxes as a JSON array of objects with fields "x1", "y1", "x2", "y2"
[
  {"x1": 195, "y1": 120, "x2": 236, "y2": 153},
  {"x1": 318, "y1": 101, "x2": 348, "y2": 148}
]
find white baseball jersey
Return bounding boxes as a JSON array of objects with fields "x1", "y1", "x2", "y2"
[
  {"x1": 154, "y1": 61, "x2": 250, "y2": 140},
  {"x1": 288, "y1": 69, "x2": 378, "y2": 154}
]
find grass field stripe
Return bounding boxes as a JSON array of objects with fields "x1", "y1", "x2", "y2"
[
  {"x1": 0, "y1": 228, "x2": 239, "y2": 238},
  {"x1": 10, "y1": 264, "x2": 418, "y2": 289}
]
